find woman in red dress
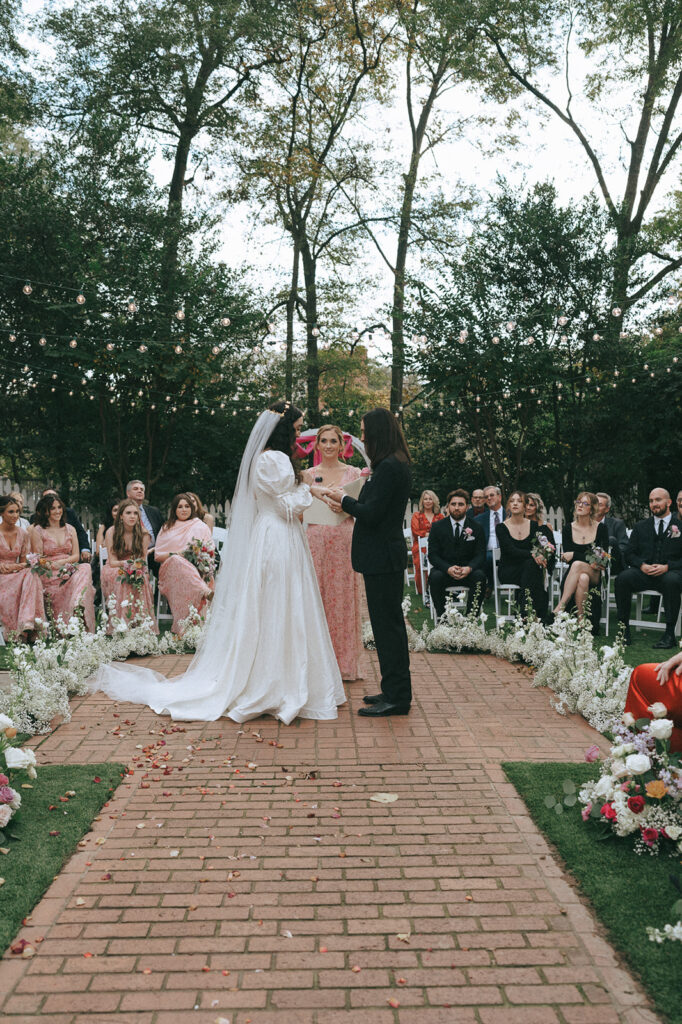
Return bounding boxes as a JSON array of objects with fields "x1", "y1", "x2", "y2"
[
  {"x1": 624, "y1": 652, "x2": 682, "y2": 752},
  {"x1": 411, "y1": 490, "x2": 443, "y2": 595}
]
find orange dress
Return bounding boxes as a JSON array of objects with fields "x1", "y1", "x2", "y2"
[
  {"x1": 33, "y1": 526, "x2": 95, "y2": 632},
  {"x1": 411, "y1": 511, "x2": 444, "y2": 594},
  {"x1": 101, "y1": 546, "x2": 158, "y2": 635},
  {"x1": 306, "y1": 465, "x2": 362, "y2": 681},
  {"x1": 624, "y1": 664, "x2": 682, "y2": 752},
  {"x1": 0, "y1": 528, "x2": 45, "y2": 636}
]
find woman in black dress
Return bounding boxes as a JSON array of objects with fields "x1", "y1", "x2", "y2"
[
  {"x1": 554, "y1": 490, "x2": 609, "y2": 620},
  {"x1": 496, "y1": 490, "x2": 549, "y2": 620}
]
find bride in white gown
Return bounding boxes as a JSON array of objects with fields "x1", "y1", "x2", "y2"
[{"x1": 90, "y1": 402, "x2": 346, "y2": 724}]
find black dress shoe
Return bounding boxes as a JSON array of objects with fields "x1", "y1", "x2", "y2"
[
  {"x1": 357, "y1": 700, "x2": 410, "y2": 717},
  {"x1": 653, "y1": 632, "x2": 677, "y2": 649},
  {"x1": 362, "y1": 693, "x2": 383, "y2": 705}
]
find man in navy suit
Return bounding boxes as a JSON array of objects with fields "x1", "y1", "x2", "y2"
[
  {"x1": 475, "y1": 485, "x2": 504, "y2": 589},
  {"x1": 615, "y1": 487, "x2": 682, "y2": 648},
  {"x1": 428, "y1": 489, "x2": 486, "y2": 619}
]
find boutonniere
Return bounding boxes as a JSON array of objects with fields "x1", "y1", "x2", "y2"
[
  {"x1": 670, "y1": 524, "x2": 680, "y2": 538},
  {"x1": 463, "y1": 527, "x2": 474, "y2": 540}
]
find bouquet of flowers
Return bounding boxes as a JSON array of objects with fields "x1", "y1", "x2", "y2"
[
  {"x1": 183, "y1": 537, "x2": 216, "y2": 581},
  {"x1": 585, "y1": 544, "x2": 611, "y2": 570},
  {"x1": 56, "y1": 563, "x2": 78, "y2": 586},
  {"x1": 578, "y1": 707, "x2": 682, "y2": 856},
  {"x1": 26, "y1": 553, "x2": 51, "y2": 577},
  {"x1": 118, "y1": 559, "x2": 147, "y2": 591},
  {"x1": 531, "y1": 533, "x2": 555, "y2": 561},
  {"x1": 0, "y1": 712, "x2": 37, "y2": 835}
]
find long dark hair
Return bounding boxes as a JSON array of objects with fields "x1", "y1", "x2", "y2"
[
  {"x1": 101, "y1": 496, "x2": 124, "y2": 533},
  {"x1": 162, "y1": 493, "x2": 198, "y2": 531},
  {"x1": 111, "y1": 499, "x2": 145, "y2": 559},
  {"x1": 34, "y1": 494, "x2": 66, "y2": 528},
  {"x1": 362, "y1": 407, "x2": 411, "y2": 469},
  {"x1": 267, "y1": 400, "x2": 304, "y2": 481}
]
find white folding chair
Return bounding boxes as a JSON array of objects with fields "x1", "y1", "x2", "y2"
[
  {"x1": 403, "y1": 527, "x2": 415, "y2": 588},
  {"x1": 492, "y1": 547, "x2": 519, "y2": 624},
  {"x1": 155, "y1": 585, "x2": 173, "y2": 628},
  {"x1": 418, "y1": 536, "x2": 431, "y2": 607},
  {"x1": 212, "y1": 526, "x2": 228, "y2": 554}
]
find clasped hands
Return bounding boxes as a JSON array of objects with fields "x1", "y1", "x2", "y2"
[
  {"x1": 641, "y1": 562, "x2": 669, "y2": 577},
  {"x1": 447, "y1": 564, "x2": 471, "y2": 580}
]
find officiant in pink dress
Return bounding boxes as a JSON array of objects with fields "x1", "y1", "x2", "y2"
[
  {"x1": 303, "y1": 425, "x2": 362, "y2": 681},
  {"x1": 155, "y1": 494, "x2": 214, "y2": 634},
  {"x1": 0, "y1": 495, "x2": 45, "y2": 639}
]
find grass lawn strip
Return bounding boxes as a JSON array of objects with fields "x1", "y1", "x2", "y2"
[
  {"x1": 503, "y1": 760, "x2": 682, "y2": 1024},
  {"x1": 0, "y1": 762, "x2": 126, "y2": 953}
]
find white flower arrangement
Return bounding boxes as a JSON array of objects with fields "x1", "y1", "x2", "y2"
[
  {"x1": 0, "y1": 713, "x2": 38, "y2": 832},
  {"x1": 0, "y1": 597, "x2": 204, "y2": 735}
]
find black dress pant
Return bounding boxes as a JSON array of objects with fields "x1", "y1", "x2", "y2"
[
  {"x1": 615, "y1": 568, "x2": 682, "y2": 628},
  {"x1": 429, "y1": 567, "x2": 486, "y2": 619},
  {"x1": 363, "y1": 571, "x2": 411, "y2": 707},
  {"x1": 499, "y1": 560, "x2": 547, "y2": 619}
]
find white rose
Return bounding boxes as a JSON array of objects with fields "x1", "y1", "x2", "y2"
[
  {"x1": 666, "y1": 825, "x2": 682, "y2": 840},
  {"x1": 594, "y1": 776, "x2": 614, "y2": 797},
  {"x1": 623, "y1": 712, "x2": 636, "y2": 727},
  {"x1": 648, "y1": 702, "x2": 668, "y2": 719},
  {"x1": 625, "y1": 753, "x2": 652, "y2": 774},
  {"x1": 4, "y1": 747, "x2": 37, "y2": 772},
  {"x1": 0, "y1": 714, "x2": 15, "y2": 731},
  {"x1": 0, "y1": 804, "x2": 12, "y2": 828},
  {"x1": 611, "y1": 759, "x2": 630, "y2": 778},
  {"x1": 8, "y1": 789, "x2": 20, "y2": 811},
  {"x1": 649, "y1": 719, "x2": 673, "y2": 741}
]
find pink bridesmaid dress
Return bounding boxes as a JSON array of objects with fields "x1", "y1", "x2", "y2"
[
  {"x1": 157, "y1": 519, "x2": 213, "y2": 634},
  {"x1": 307, "y1": 465, "x2": 362, "y2": 680},
  {"x1": 0, "y1": 528, "x2": 45, "y2": 637},
  {"x1": 101, "y1": 548, "x2": 158, "y2": 635},
  {"x1": 34, "y1": 526, "x2": 96, "y2": 632}
]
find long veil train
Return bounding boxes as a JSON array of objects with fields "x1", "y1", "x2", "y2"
[{"x1": 90, "y1": 410, "x2": 346, "y2": 723}]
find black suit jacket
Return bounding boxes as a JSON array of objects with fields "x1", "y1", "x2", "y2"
[
  {"x1": 341, "y1": 455, "x2": 412, "y2": 575},
  {"x1": 602, "y1": 514, "x2": 628, "y2": 573},
  {"x1": 474, "y1": 508, "x2": 506, "y2": 547},
  {"x1": 625, "y1": 516, "x2": 682, "y2": 572},
  {"x1": 141, "y1": 504, "x2": 164, "y2": 541},
  {"x1": 428, "y1": 517, "x2": 486, "y2": 575}
]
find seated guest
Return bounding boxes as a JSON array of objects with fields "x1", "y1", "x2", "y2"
[
  {"x1": 31, "y1": 487, "x2": 91, "y2": 562},
  {"x1": 0, "y1": 491, "x2": 30, "y2": 531},
  {"x1": 554, "y1": 491, "x2": 609, "y2": 625},
  {"x1": 29, "y1": 494, "x2": 95, "y2": 632},
  {"x1": 428, "y1": 489, "x2": 486, "y2": 619},
  {"x1": 186, "y1": 492, "x2": 215, "y2": 531},
  {"x1": 0, "y1": 495, "x2": 45, "y2": 640},
  {"x1": 466, "y1": 488, "x2": 486, "y2": 521},
  {"x1": 525, "y1": 493, "x2": 556, "y2": 551},
  {"x1": 94, "y1": 497, "x2": 123, "y2": 557},
  {"x1": 615, "y1": 487, "x2": 682, "y2": 648},
  {"x1": 624, "y1": 652, "x2": 682, "y2": 752},
  {"x1": 496, "y1": 490, "x2": 549, "y2": 620},
  {"x1": 155, "y1": 493, "x2": 214, "y2": 634},
  {"x1": 475, "y1": 484, "x2": 505, "y2": 588},
  {"x1": 411, "y1": 490, "x2": 444, "y2": 595},
  {"x1": 126, "y1": 479, "x2": 164, "y2": 578},
  {"x1": 595, "y1": 492, "x2": 628, "y2": 574},
  {"x1": 101, "y1": 499, "x2": 157, "y2": 634}
]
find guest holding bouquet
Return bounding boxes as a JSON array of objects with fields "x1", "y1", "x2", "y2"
[
  {"x1": 554, "y1": 491, "x2": 609, "y2": 625},
  {"x1": 101, "y1": 499, "x2": 157, "y2": 634},
  {"x1": 410, "y1": 490, "x2": 444, "y2": 596},
  {"x1": 303, "y1": 424, "x2": 363, "y2": 681},
  {"x1": 0, "y1": 495, "x2": 45, "y2": 640},
  {"x1": 155, "y1": 494, "x2": 214, "y2": 634},
  {"x1": 28, "y1": 494, "x2": 95, "y2": 631},
  {"x1": 496, "y1": 491, "x2": 549, "y2": 620}
]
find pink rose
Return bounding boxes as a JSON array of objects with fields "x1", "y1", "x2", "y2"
[
  {"x1": 0, "y1": 774, "x2": 8, "y2": 786},
  {"x1": 360, "y1": 467, "x2": 371, "y2": 477},
  {"x1": 581, "y1": 803, "x2": 592, "y2": 821},
  {"x1": 600, "y1": 802, "x2": 617, "y2": 821},
  {"x1": 584, "y1": 744, "x2": 601, "y2": 763},
  {"x1": 0, "y1": 785, "x2": 15, "y2": 804},
  {"x1": 641, "y1": 827, "x2": 659, "y2": 845},
  {"x1": 627, "y1": 795, "x2": 645, "y2": 813}
]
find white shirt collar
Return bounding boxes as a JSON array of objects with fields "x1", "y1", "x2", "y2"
[{"x1": 654, "y1": 512, "x2": 672, "y2": 527}]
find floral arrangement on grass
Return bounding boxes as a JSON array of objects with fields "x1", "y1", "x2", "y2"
[
  {"x1": 578, "y1": 706, "x2": 682, "y2": 856},
  {"x1": 0, "y1": 596, "x2": 205, "y2": 735},
  {"x1": 117, "y1": 558, "x2": 147, "y2": 591},
  {"x1": 0, "y1": 713, "x2": 38, "y2": 835},
  {"x1": 182, "y1": 537, "x2": 216, "y2": 581}
]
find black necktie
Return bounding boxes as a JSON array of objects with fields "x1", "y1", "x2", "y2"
[
  {"x1": 658, "y1": 520, "x2": 664, "y2": 537},
  {"x1": 454, "y1": 523, "x2": 460, "y2": 541},
  {"x1": 494, "y1": 510, "x2": 500, "y2": 526}
]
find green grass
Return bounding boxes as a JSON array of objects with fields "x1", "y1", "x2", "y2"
[
  {"x1": 0, "y1": 762, "x2": 126, "y2": 952},
  {"x1": 503, "y1": 761, "x2": 682, "y2": 1024}
]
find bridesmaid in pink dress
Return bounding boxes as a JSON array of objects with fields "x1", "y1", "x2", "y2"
[
  {"x1": 155, "y1": 494, "x2": 214, "y2": 634},
  {"x1": 0, "y1": 495, "x2": 45, "y2": 639},
  {"x1": 29, "y1": 494, "x2": 95, "y2": 632},
  {"x1": 101, "y1": 499, "x2": 158, "y2": 634},
  {"x1": 304, "y1": 425, "x2": 362, "y2": 681}
]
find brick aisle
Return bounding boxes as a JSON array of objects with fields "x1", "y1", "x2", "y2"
[{"x1": 0, "y1": 647, "x2": 660, "y2": 1024}]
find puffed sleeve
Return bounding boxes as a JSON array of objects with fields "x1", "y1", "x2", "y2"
[{"x1": 255, "y1": 451, "x2": 312, "y2": 523}]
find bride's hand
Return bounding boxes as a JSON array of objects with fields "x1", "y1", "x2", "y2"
[{"x1": 310, "y1": 484, "x2": 330, "y2": 501}]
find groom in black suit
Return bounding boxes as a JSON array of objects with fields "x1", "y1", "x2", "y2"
[
  {"x1": 428, "y1": 489, "x2": 486, "y2": 619},
  {"x1": 615, "y1": 487, "x2": 682, "y2": 648}
]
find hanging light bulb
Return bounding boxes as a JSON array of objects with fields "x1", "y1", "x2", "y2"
[
  {"x1": 667, "y1": 294, "x2": 677, "y2": 307},
  {"x1": 193, "y1": 398, "x2": 199, "y2": 405},
  {"x1": 219, "y1": 402, "x2": 225, "y2": 409},
  {"x1": 611, "y1": 307, "x2": 621, "y2": 317},
  {"x1": 174, "y1": 344, "x2": 183, "y2": 354},
  {"x1": 171, "y1": 405, "x2": 177, "y2": 412},
  {"x1": 138, "y1": 390, "x2": 143, "y2": 397},
  {"x1": 22, "y1": 281, "x2": 32, "y2": 295},
  {"x1": 592, "y1": 333, "x2": 602, "y2": 341},
  {"x1": 526, "y1": 335, "x2": 535, "y2": 344},
  {"x1": 127, "y1": 297, "x2": 138, "y2": 313},
  {"x1": 212, "y1": 345, "x2": 220, "y2": 355},
  {"x1": 560, "y1": 334, "x2": 568, "y2": 343},
  {"x1": 39, "y1": 336, "x2": 47, "y2": 346},
  {"x1": 76, "y1": 290, "x2": 86, "y2": 305},
  {"x1": 69, "y1": 339, "x2": 77, "y2": 349},
  {"x1": 150, "y1": 403, "x2": 156, "y2": 410},
  {"x1": 210, "y1": 408, "x2": 215, "y2": 415},
  {"x1": 312, "y1": 327, "x2": 320, "y2": 337},
  {"x1": 220, "y1": 316, "x2": 231, "y2": 327},
  {"x1": 492, "y1": 336, "x2": 500, "y2": 344},
  {"x1": 655, "y1": 327, "x2": 663, "y2": 335},
  {"x1": 106, "y1": 342, "x2": 114, "y2": 351},
  {"x1": 8, "y1": 333, "x2": 16, "y2": 342},
  {"x1": 89, "y1": 394, "x2": 95, "y2": 400},
  {"x1": 506, "y1": 320, "x2": 516, "y2": 331},
  {"x1": 267, "y1": 322, "x2": 275, "y2": 333},
  {"x1": 619, "y1": 332, "x2": 627, "y2": 339},
  {"x1": 458, "y1": 329, "x2": 468, "y2": 343},
  {"x1": 138, "y1": 344, "x2": 147, "y2": 353},
  {"x1": 558, "y1": 315, "x2": 568, "y2": 326},
  {"x1": 175, "y1": 308, "x2": 185, "y2": 321}
]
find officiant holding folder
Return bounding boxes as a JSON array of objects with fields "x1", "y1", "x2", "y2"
[{"x1": 326, "y1": 408, "x2": 412, "y2": 717}]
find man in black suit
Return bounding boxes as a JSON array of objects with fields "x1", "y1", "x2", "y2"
[
  {"x1": 327, "y1": 408, "x2": 412, "y2": 718},
  {"x1": 428, "y1": 489, "x2": 486, "y2": 619},
  {"x1": 125, "y1": 480, "x2": 163, "y2": 543},
  {"x1": 32, "y1": 488, "x2": 91, "y2": 562},
  {"x1": 595, "y1": 492, "x2": 628, "y2": 574},
  {"x1": 615, "y1": 487, "x2": 682, "y2": 648}
]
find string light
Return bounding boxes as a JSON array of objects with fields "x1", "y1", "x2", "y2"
[
  {"x1": 558, "y1": 315, "x2": 568, "y2": 326},
  {"x1": 76, "y1": 290, "x2": 86, "y2": 305},
  {"x1": 312, "y1": 327, "x2": 320, "y2": 337},
  {"x1": 220, "y1": 316, "x2": 231, "y2": 327},
  {"x1": 138, "y1": 344, "x2": 147, "y2": 352},
  {"x1": 211, "y1": 345, "x2": 220, "y2": 355},
  {"x1": 69, "y1": 339, "x2": 77, "y2": 348},
  {"x1": 22, "y1": 281, "x2": 32, "y2": 295},
  {"x1": 39, "y1": 336, "x2": 47, "y2": 346},
  {"x1": 612, "y1": 307, "x2": 621, "y2": 317},
  {"x1": 106, "y1": 342, "x2": 114, "y2": 351},
  {"x1": 492, "y1": 336, "x2": 500, "y2": 344},
  {"x1": 127, "y1": 298, "x2": 138, "y2": 313},
  {"x1": 174, "y1": 345, "x2": 182, "y2": 354},
  {"x1": 175, "y1": 309, "x2": 185, "y2": 321},
  {"x1": 8, "y1": 333, "x2": 16, "y2": 342}
]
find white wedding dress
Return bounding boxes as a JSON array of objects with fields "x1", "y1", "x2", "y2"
[{"x1": 91, "y1": 415, "x2": 346, "y2": 724}]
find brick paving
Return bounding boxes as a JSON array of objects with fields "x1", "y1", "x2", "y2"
[{"x1": 0, "y1": 646, "x2": 660, "y2": 1024}]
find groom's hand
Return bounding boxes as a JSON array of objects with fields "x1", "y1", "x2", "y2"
[{"x1": 326, "y1": 488, "x2": 344, "y2": 513}]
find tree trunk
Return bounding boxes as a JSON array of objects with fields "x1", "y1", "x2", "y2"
[
  {"x1": 160, "y1": 126, "x2": 193, "y2": 296},
  {"x1": 285, "y1": 242, "x2": 300, "y2": 401},
  {"x1": 300, "y1": 238, "x2": 320, "y2": 424}
]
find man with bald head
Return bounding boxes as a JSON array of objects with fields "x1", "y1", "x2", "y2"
[{"x1": 615, "y1": 487, "x2": 682, "y2": 647}]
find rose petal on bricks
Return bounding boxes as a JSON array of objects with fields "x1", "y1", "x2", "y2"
[
  {"x1": 396, "y1": 932, "x2": 410, "y2": 943},
  {"x1": 387, "y1": 998, "x2": 400, "y2": 1008},
  {"x1": 282, "y1": 930, "x2": 293, "y2": 938},
  {"x1": 75, "y1": 897, "x2": 86, "y2": 906},
  {"x1": 21, "y1": 945, "x2": 36, "y2": 958},
  {"x1": 83, "y1": 952, "x2": 94, "y2": 958},
  {"x1": 397, "y1": 977, "x2": 407, "y2": 984},
  {"x1": 351, "y1": 965, "x2": 361, "y2": 973},
  {"x1": 169, "y1": 850, "x2": 180, "y2": 857},
  {"x1": 142, "y1": 967, "x2": 152, "y2": 974},
  {"x1": 95, "y1": 837, "x2": 106, "y2": 845},
  {"x1": 370, "y1": 792, "x2": 398, "y2": 803}
]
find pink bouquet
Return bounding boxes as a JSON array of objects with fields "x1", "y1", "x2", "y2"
[
  {"x1": 26, "y1": 553, "x2": 51, "y2": 577},
  {"x1": 183, "y1": 537, "x2": 216, "y2": 581},
  {"x1": 118, "y1": 559, "x2": 147, "y2": 591},
  {"x1": 56, "y1": 563, "x2": 78, "y2": 586}
]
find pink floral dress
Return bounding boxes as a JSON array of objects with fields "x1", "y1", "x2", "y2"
[
  {"x1": 306, "y1": 465, "x2": 362, "y2": 680},
  {"x1": 101, "y1": 546, "x2": 158, "y2": 635},
  {"x1": 157, "y1": 519, "x2": 213, "y2": 634},
  {"x1": 0, "y1": 528, "x2": 45, "y2": 636},
  {"x1": 33, "y1": 526, "x2": 96, "y2": 632}
]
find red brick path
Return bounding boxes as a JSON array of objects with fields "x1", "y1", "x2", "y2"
[{"x1": 0, "y1": 647, "x2": 660, "y2": 1023}]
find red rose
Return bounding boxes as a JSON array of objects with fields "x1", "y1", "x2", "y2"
[
  {"x1": 600, "y1": 802, "x2": 617, "y2": 820},
  {"x1": 627, "y1": 796, "x2": 645, "y2": 813},
  {"x1": 641, "y1": 827, "x2": 659, "y2": 845}
]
